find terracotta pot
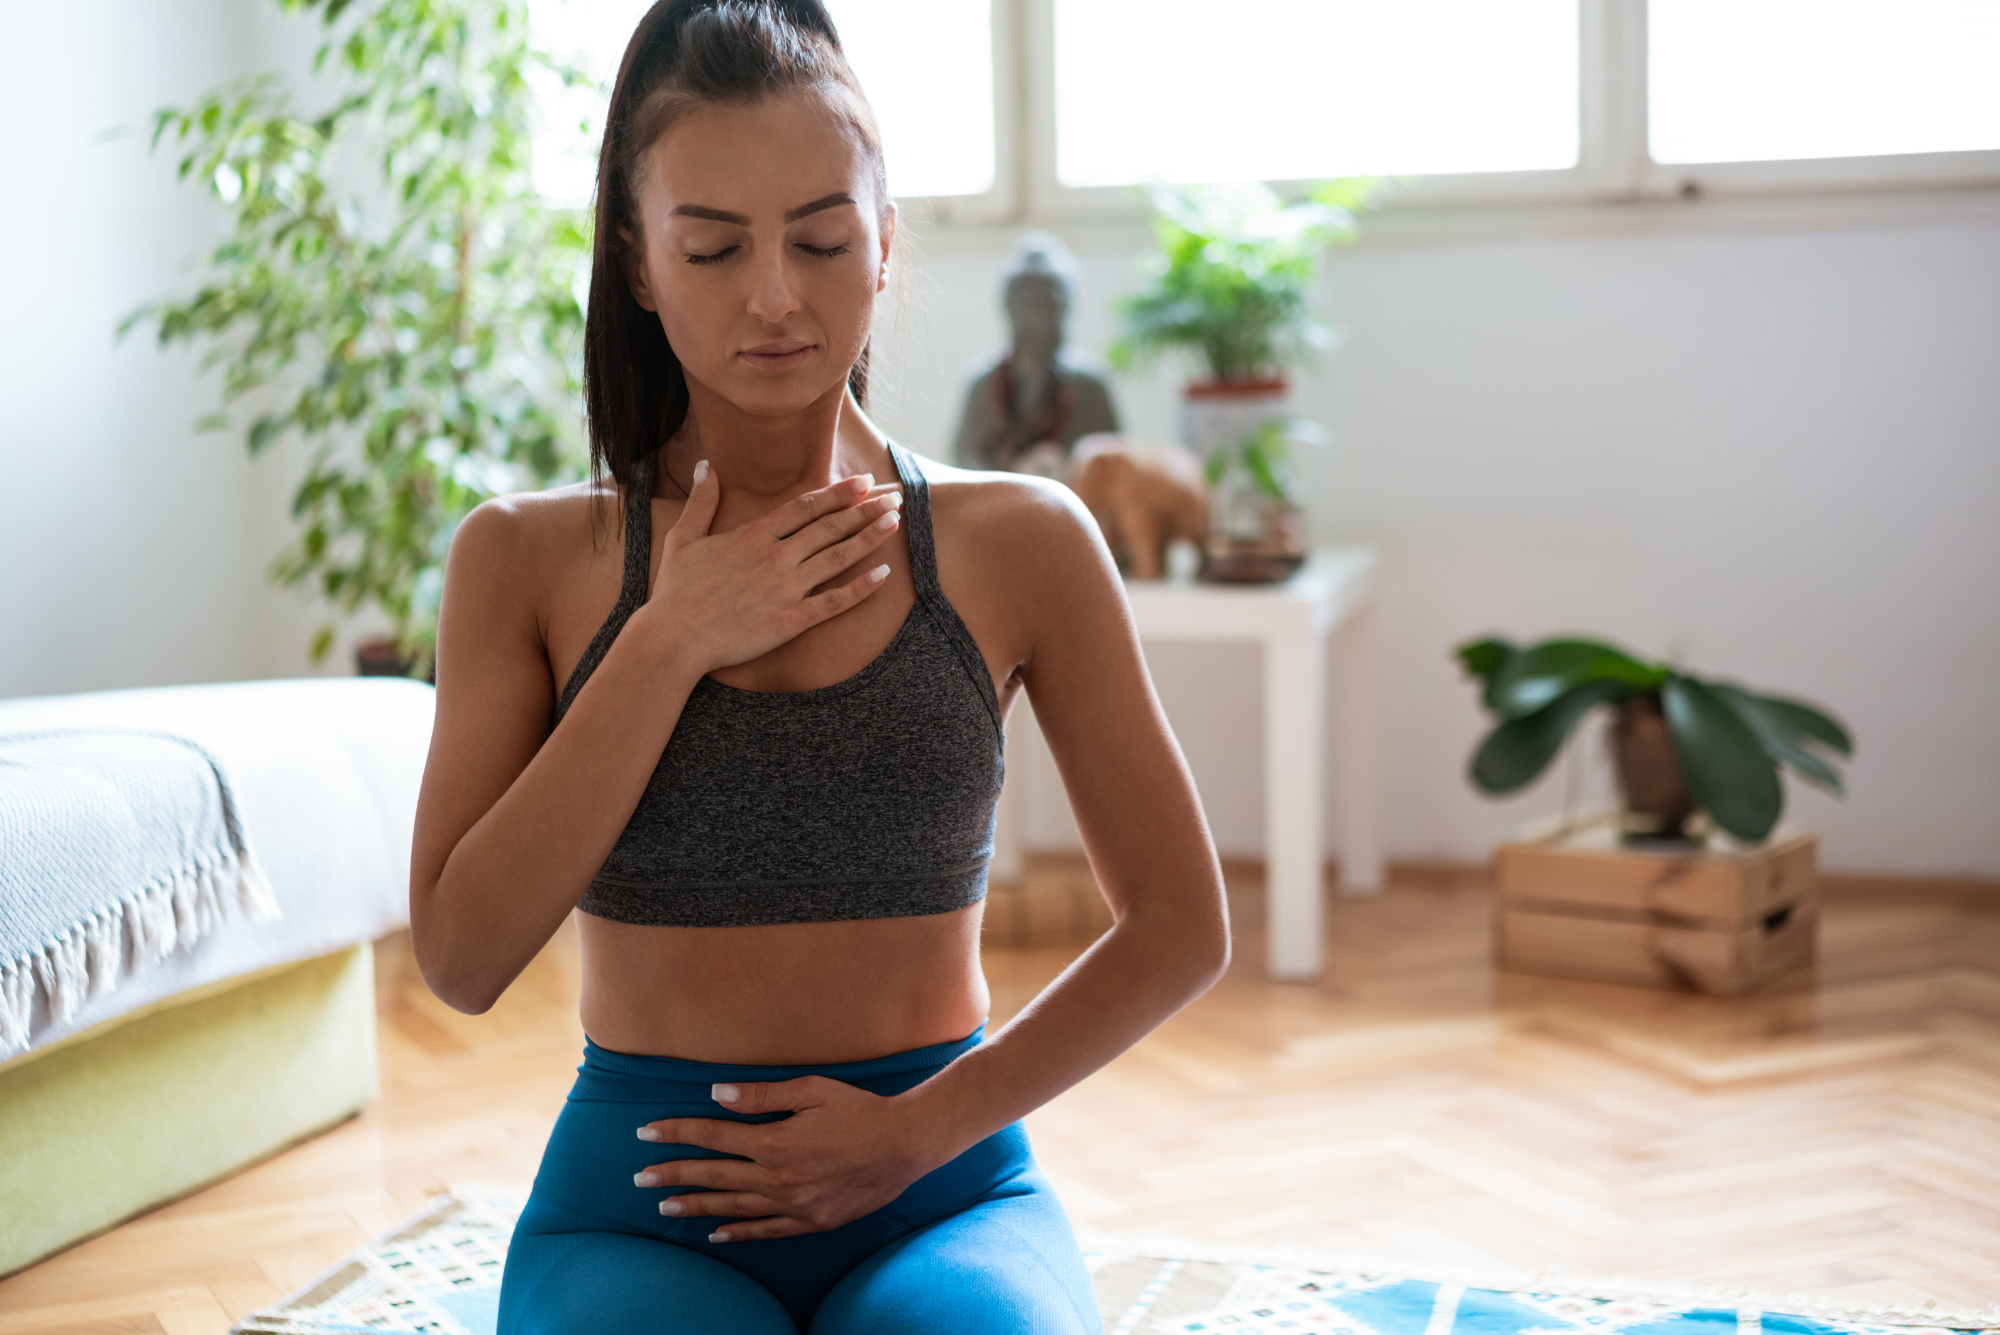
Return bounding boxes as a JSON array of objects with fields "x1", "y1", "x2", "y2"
[
  {"x1": 355, "y1": 638, "x2": 432, "y2": 683},
  {"x1": 1181, "y1": 378, "x2": 1289, "y2": 458},
  {"x1": 1610, "y1": 692, "x2": 1697, "y2": 843}
]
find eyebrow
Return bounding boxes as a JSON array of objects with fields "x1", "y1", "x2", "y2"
[{"x1": 669, "y1": 193, "x2": 858, "y2": 225}]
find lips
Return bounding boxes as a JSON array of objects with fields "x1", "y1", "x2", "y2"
[{"x1": 739, "y1": 340, "x2": 814, "y2": 371}]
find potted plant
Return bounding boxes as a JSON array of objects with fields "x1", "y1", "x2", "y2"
[
  {"x1": 1454, "y1": 636, "x2": 1853, "y2": 845},
  {"x1": 123, "y1": 0, "x2": 590, "y2": 678},
  {"x1": 1108, "y1": 179, "x2": 1377, "y2": 581}
]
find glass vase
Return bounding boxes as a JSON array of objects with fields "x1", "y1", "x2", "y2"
[{"x1": 1201, "y1": 453, "x2": 1307, "y2": 583}]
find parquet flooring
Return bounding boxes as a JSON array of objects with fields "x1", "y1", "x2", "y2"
[{"x1": 3, "y1": 862, "x2": 1997, "y2": 1331}]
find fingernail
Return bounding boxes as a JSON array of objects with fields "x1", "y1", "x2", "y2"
[
  {"x1": 693, "y1": 459, "x2": 709, "y2": 483},
  {"x1": 881, "y1": 491, "x2": 902, "y2": 509},
  {"x1": 857, "y1": 473, "x2": 874, "y2": 490},
  {"x1": 709, "y1": 1230, "x2": 731, "y2": 1243},
  {"x1": 869, "y1": 564, "x2": 890, "y2": 584},
  {"x1": 634, "y1": 1170, "x2": 660, "y2": 1187},
  {"x1": 636, "y1": 1126, "x2": 662, "y2": 1142},
  {"x1": 875, "y1": 511, "x2": 899, "y2": 531},
  {"x1": 712, "y1": 1083, "x2": 740, "y2": 1103},
  {"x1": 660, "y1": 1199, "x2": 685, "y2": 1216}
]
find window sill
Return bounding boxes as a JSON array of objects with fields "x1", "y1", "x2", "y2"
[{"x1": 902, "y1": 180, "x2": 2000, "y2": 254}]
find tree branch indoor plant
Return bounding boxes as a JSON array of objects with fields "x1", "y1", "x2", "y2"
[
  {"x1": 1108, "y1": 179, "x2": 1377, "y2": 581},
  {"x1": 1455, "y1": 635, "x2": 1854, "y2": 845},
  {"x1": 124, "y1": 0, "x2": 590, "y2": 677}
]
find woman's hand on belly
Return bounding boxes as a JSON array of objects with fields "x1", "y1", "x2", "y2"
[{"x1": 634, "y1": 1077, "x2": 946, "y2": 1241}]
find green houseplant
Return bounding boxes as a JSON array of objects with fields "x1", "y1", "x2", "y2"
[
  {"x1": 1108, "y1": 180, "x2": 1377, "y2": 581},
  {"x1": 1107, "y1": 179, "x2": 1377, "y2": 388},
  {"x1": 124, "y1": 0, "x2": 590, "y2": 676},
  {"x1": 1455, "y1": 636, "x2": 1854, "y2": 845}
]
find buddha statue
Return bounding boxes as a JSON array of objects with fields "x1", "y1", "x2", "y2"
[{"x1": 953, "y1": 232, "x2": 1119, "y2": 474}]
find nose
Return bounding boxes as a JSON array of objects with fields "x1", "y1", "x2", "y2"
[{"x1": 745, "y1": 242, "x2": 801, "y2": 324}]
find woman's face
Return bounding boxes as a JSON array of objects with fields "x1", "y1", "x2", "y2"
[{"x1": 625, "y1": 92, "x2": 893, "y2": 421}]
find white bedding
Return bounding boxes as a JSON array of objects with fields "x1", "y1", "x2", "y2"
[{"x1": 0, "y1": 678, "x2": 433, "y2": 1056}]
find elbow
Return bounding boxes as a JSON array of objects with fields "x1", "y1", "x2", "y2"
[
  {"x1": 409, "y1": 872, "x2": 518, "y2": 1014},
  {"x1": 409, "y1": 916, "x2": 507, "y2": 1015},
  {"x1": 435, "y1": 974, "x2": 503, "y2": 1016},
  {"x1": 1178, "y1": 890, "x2": 1232, "y2": 993},
  {"x1": 1197, "y1": 914, "x2": 1232, "y2": 990},
  {"x1": 414, "y1": 944, "x2": 504, "y2": 1015},
  {"x1": 1116, "y1": 894, "x2": 1231, "y2": 994}
]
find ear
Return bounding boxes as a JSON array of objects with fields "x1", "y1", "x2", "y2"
[
  {"x1": 619, "y1": 226, "x2": 659, "y2": 313},
  {"x1": 876, "y1": 201, "x2": 899, "y2": 295}
]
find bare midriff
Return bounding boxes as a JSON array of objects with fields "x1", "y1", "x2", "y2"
[{"x1": 575, "y1": 903, "x2": 991, "y2": 1065}]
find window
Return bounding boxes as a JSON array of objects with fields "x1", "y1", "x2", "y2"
[
  {"x1": 527, "y1": 0, "x2": 996, "y2": 208},
  {"x1": 531, "y1": 1, "x2": 2000, "y2": 219},
  {"x1": 1648, "y1": 0, "x2": 2000, "y2": 165},
  {"x1": 1054, "y1": 0, "x2": 1579, "y2": 186},
  {"x1": 828, "y1": 1, "x2": 997, "y2": 198}
]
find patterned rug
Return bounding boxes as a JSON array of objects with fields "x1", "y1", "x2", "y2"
[{"x1": 232, "y1": 1188, "x2": 1998, "y2": 1335}]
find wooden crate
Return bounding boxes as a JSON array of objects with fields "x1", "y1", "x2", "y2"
[{"x1": 1494, "y1": 818, "x2": 1818, "y2": 996}]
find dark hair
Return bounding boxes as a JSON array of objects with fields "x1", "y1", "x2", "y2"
[{"x1": 584, "y1": 0, "x2": 886, "y2": 489}]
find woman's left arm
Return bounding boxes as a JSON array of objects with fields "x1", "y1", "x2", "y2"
[
  {"x1": 638, "y1": 486, "x2": 1230, "y2": 1239},
  {"x1": 897, "y1": 483, "x2": 1233, "y2": 1136}
]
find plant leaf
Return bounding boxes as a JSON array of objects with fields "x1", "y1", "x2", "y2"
[
  {"x1": 1663, "y1": 676, "x2": 1783, "y2": 842},
  {"x1": 1455, "y1": 637, "x2": 1515, "y2": 696},
  {"x1": 1753, "y1": 694, "x2": 1853, "y2": 757},
  {"x1": 1488, "y1": 638, "x2": 1667, "y2": 718},
  {"x1": 1243, "y1": 434, "x2": 1286, "y2": 498},
  {"x1": 1711, "y1": 684, "x2": 1846, "y2": 796},
  {"x1": 1469, "y1": 679, "x2": 1625, "y2": 794}
]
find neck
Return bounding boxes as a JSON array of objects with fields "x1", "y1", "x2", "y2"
[{"x1": 662, "y1": 377, "x2": 890, "y2": 509}]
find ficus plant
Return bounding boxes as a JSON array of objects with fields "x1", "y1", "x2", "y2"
[
  {"x1": 123, "y1": 0, "x2": 592, "y2": 675},
  {"x1": 1454, "y1": 636, "x2": 1853, "y2": 844}
]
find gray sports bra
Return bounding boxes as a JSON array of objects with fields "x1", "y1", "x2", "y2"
[{"x1": 554, "y1": 442, "x2": 1004, "y2": 928}]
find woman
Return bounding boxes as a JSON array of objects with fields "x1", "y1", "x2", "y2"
[{"x1": 410, "y1": 1, "x2": 1228, "y2": 1330}]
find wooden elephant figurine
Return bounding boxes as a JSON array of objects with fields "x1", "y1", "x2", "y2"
[{"x1": 1068, "y1": 434, "x2": 1208, "y2": 581}]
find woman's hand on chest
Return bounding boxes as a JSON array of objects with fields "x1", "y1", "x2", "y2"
[{"x1": 631, "y1": 462, "x2": 905, "y2": 678}]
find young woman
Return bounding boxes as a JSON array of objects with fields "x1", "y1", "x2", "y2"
[{"x1": 410, "y1": 2, "x2": 1228, "y2": 1329}]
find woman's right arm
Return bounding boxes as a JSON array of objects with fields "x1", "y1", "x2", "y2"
[{"x1": 408, "y1": 465, "x2": 901, "y2": 1014}]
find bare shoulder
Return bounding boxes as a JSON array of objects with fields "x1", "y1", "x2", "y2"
[
  {"x1": 918, "y1": 456, "x2": 1109, "y2": 581},
  {"x1": 441, "y1": 478, "x2": 626, "y2": 655},
  {"x1": 915, "y1": 456, "x2": 1125, "y2": 685},
  {"x1": 448, "y1": 479, "x2": 612, "y2": 587}
]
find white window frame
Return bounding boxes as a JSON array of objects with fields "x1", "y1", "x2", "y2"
[
  {"x1": 909, "y1": 0, "x2": 2000, "y2": 225},
  {"x1": 881, "y1": 0, "x2": 1022, "y2": 223}
]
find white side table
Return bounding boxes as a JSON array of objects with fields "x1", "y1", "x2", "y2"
[{"x1": 996, "y1": 547, "x2": 1383, "y2": 982}]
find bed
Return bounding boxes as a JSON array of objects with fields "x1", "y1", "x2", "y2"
[{"x1": 0, "y1": 678, "x2": 434, "y2": 1275}]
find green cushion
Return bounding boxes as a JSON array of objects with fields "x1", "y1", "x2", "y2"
[{"x1": 0, "y1": 943, "x2": 378, "y2": 1276}]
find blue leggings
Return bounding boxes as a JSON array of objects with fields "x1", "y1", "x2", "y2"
[{"x1": 498, "y1": 1028, "x2": 1099, "y2": 1334}]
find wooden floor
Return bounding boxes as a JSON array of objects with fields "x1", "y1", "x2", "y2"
[{"x1": 3, "y1": 863, "x2": 1998, "y2": 1331}]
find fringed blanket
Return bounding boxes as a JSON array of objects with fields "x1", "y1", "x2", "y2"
[{"x1": 0, "y1": 729, "x2": 279, "y2": 1057}]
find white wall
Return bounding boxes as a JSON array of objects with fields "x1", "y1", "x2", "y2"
[
  {"x1": 873, "y1": 206, "x2": 2000, "y2": 878},
  {"x1": 0, "y1": 0, "x2": 263, "y2": 697},
  {"x1": 0, "y1": 0, "x2": 382, "y2": 701}
]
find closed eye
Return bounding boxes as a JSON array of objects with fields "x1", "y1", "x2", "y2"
[{"x1": 685, "y1": 242, "x2": 849, "y2": 264}]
